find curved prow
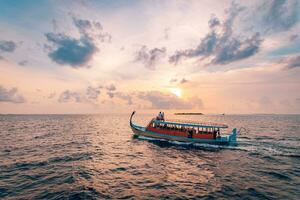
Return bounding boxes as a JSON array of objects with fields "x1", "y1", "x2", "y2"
[{"x1": 130, "y1": 111, "x2": 136, "y2": 127}]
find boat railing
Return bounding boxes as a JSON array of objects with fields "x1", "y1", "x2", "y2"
[{"x1": 153, "y1": 118, "x2": 228, "y2": 128}]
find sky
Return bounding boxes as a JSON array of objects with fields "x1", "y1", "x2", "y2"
[{"x1": 0, "y1": 0, "x2": 300, "y2": 114}]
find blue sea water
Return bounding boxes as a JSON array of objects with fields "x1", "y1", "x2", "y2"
[{"x1": 0, "y1": 114, "x2": 299, "y2": 199}]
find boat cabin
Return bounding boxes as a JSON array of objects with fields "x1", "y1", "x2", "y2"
[{"x1": 146, "y1": 119, "x2": 228, "y2": 140}]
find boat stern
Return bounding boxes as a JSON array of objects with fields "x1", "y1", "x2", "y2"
[{"x1": 228, "y1": 128, "x2": 237, "y2": 144}]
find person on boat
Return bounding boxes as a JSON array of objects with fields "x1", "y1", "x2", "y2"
[
  {"x1": 156, "y1": 112, "x2": 162, "y2": 120},
  {"x1": 162, "y1": 112, "x2": 165, "y2": 121}
]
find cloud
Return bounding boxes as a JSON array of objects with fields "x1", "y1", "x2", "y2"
[
  {"x1": 105, "y1": 84, "x2": 116, "y2": 98},
  {"x1": 18, "y1": 60, "x2": 28, "y2": 66},
  {"x1": 281, "y1": 54, "x2": 300, "y2": 69},
  {"x1": 58, "y1": 90, "x2": 84, "y2": 103},
  {"x1": 169, "y1": 2, "x2": 262, "y2": 66},
  {"x1": 261, "y1": 0, "x2": 299, "y2": 33},
  {"x1": 115, "y1": 92, "x2": 132, "y2": 105},
  {"x1": 45, "y1": 17, "x2": 110, "y2": 68},
  {"x1": 45, "y1": 33, "x2": 98, "y2": 68},
  {"x1": 180, "y1": 78, "x2": 188, "y2": 84},
  {"x1": 105, "y1": 84, "x2": 116, "y2": 91},
  {"x1": 135, "y1": 45, "x2": 166, "y2": 70},
  {"x1": 0, "y1": 40, "x2": 17, "y2": 52},
  {"x1": 170, "y1": 78, "x2": 177, "y2": 83},
  {"x1": 208, "y1": 15, "x2": 220, "y2": 28},
  {"x1": 170, "y1": 78, "x2": 188, "y2": 84},
  {"x1": 137, "y1": 91, "x2": 203, "y2": 109},
  {"x1": 0, "y1": 40, "x2": 17, "y2": 60},
  {"x1": 107, "y1": 91, "x2": 114, "y2": 98},
  {"x1": 289, "y1": 34, "x2": 298, "y2": 42},
  {"x1": 58, "y1": 85, "x2": 104, "y2": 103},
  {"x1": 72, "y1": 17, "x2": 111, "y2": 42},
  {"x1": 86, "y1": 86, "x2": 101, "y2": 100},
  {"x1": 0, "y1": 85, "x2": 26, "y2": 103}
]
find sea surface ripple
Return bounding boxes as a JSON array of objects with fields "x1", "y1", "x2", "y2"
[{"x1": 0, "y1": 114, "x2": 299, "y2": 199}]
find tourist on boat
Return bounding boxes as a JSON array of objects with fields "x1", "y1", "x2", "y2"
[
  {"x1": 157, "y1": 111, "x2": 165, "y2": 120},
  {"x1": 156, "y1": 112, "x2": 161, "y2": 120}
]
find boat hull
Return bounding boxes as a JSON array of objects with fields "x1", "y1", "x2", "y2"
[
  {"x1": 131, "y1": 124, "x2": 233, "y2": 145},
  {"x1": 129, "y1": 111, "x2": 237, "y2": 145}
]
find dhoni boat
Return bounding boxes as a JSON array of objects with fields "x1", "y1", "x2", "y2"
[{"x1": 130, "y1": 111, "x2": 237, "y2": 145}]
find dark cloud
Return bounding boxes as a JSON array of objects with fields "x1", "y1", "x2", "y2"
[
  {"x1": 180, "y1": 78, "x2": 188, "y2": 84},
  {"x1": 208, "y1": 15, "x2": 220, "y2": 28},
  {"x1": 137, "y1": 91, "x2": 203, "y2": 109},
  {"x1": 0, "y1": 40, "x2": 17, "y2": 60},
  {"x1": 45, "y1": 17, "x2": 110, "y2": 68},
  {"x1": 58, "y1": 90, "x2": 83, "y2": 103},
  {"x1": 135, "y1": 45, "x2": 166, "y2": 70},
  {"x1": 0, "y1": 85, "x2": 26, "y2": 103},
  {"x1": 86, "y1": 86, "x2": 101, "y2": 100},
  {"x1": 45, "y1": 33, "x2": 98, "y2": 68},
  {"x1": 170, "y1": 78, "x2": 188, "y2": 84},
  {"x1": 261, "y1": 0, "x2": 299, "y2": 32},
  {"x1": 281, "y1": 55, "x2": 300, "y2": 69},
  {"x1": 18, "y1": 60, "x2": 28, "y2": 66},
  {"x1": 169, "y1": 2, "x2": 262, "y2": 66},
  {"x1": 72, "y1": 17, "x2": 111, "y2": 43},
  {"x1": 0, "y1": 40, "x2": 17, "y2": 52},
  {"x1": 73, "y1": 17, "x2": 93, "y2": 36},
  {"x1": 106, "y1": 84, "x2": 116, "y2": 91}
]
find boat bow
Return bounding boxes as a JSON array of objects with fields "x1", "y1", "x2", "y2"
[
  {"x1": 129, "y1": 111, "x2": 146, "y2": 133},
  {"x1": 130, "y1": 111, "x2": 135, "y2": 127}
]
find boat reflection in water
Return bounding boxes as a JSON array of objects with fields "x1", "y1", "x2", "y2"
[{"x1": 130, "y1": 111, "x2": 237, "y2": 145}]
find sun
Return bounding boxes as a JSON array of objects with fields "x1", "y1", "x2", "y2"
[{"x1": 170, "y1": 88, "x2": 182, "y2": 97}]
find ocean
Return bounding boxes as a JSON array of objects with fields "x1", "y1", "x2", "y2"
[{"x1": 0, "y1": 114, "x2": 299, "y2": 199}]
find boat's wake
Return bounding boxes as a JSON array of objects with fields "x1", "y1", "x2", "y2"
[
  {"x1": 134, "y1": 135, "x2": 300, "y2": 158},
  {"x1": 135, "y1": 135, "x2": 245, "y2": 151}
]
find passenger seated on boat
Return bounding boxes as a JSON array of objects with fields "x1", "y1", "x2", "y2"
[
  {"x1": 217, "y1": 129, "x2": 220, "y2": 138},
  {"x1": 156, "y1": 112, "x2": 160, "y2": 120},
  {"x1": 188, "y1": 130, "x2": 193, "y2": 138}
]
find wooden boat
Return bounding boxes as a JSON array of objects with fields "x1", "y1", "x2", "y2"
[{"x1": 130, "y1": 111, "x2": 237, "y2": 145}]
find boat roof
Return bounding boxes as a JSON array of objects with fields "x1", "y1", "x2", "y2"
[{"x1": 153, "y1": 119, "x2": 228, "y2": 129}]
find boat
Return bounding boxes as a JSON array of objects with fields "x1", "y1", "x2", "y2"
[{"x1": 130, "y1": 111, "x2": 237, "y2": 145}]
